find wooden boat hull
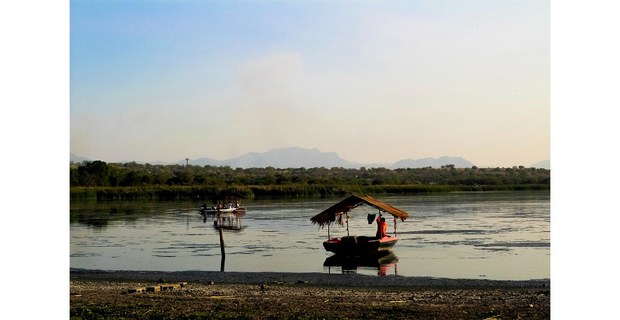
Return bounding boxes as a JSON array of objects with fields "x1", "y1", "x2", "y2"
[{"x1": 323, "y1": 236, "x2": 398, "y2": 256}]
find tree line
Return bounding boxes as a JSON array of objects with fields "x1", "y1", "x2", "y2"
[{"x1": 70, "y1": 161, "x2": 550, "y2": 200}]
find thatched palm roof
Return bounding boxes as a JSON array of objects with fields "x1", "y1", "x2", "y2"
[{"x1": 310, "y1": 194, "x2": 409, "y2": 227}]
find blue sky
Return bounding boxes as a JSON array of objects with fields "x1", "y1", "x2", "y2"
[{"x1": 70, "y1": 0, "x2": 550, "y2": 167}]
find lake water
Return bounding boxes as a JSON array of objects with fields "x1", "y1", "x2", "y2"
[{"x1": 70, "y1": 191, "x2": 550, "y2": 280}]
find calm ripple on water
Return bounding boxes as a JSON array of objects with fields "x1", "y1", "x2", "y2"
[{"x1": 70, "y1": 191, "x2": 550, "y2": 280}]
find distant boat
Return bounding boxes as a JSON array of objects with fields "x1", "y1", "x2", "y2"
[
  {"x1": 310, "y1": 194, "x2": 409, "y2": 256},
  {"x1": 199, "y1": 201, "x2": 247, "y2": 230},
  {"x1": 199, "y1": 202, "x2": 247, "y2": 216}
]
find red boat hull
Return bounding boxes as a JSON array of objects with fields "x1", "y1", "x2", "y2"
[{"x1": 323, "y1": 236, "x2": 398, "y2": 256}]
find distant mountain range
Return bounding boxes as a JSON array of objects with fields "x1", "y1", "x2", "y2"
[
  {"x1": 391, "y1": 157, "x2": 475, "y2": 169},
  {"x1": 70, "y1": 147, "x2": 550, "y2": 169},
  {"x1": 69, "y1": 153, "x2": 90, "y2": 163},
  {"x1": 530, "y1": 160, "x2": 550, "y2": 170},
  {"x1": 188, "y1": 147, "x2": 356, "y2": 168}
]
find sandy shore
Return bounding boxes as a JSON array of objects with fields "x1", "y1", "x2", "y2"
[{"x1": 70, "y1": 268, "x2": 550, "y2": 319}]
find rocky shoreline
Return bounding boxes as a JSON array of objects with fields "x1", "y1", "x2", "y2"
[{"x1": 70, "y1": 269, "x2": 550, "y2": 319}]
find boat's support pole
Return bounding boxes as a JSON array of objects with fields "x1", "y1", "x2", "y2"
[
  {"x1": 345, "y1": 213, "x2": 350, "y2": 237},
  {"x1": 219, "y1": 228, "x2": 226, "y2": 272},
  {"x1": 327, "y1": 223, "x2": 331, "y2": 239},
  {"x1": 393, "y1": 217, "x2": 397, "y2": 237}
]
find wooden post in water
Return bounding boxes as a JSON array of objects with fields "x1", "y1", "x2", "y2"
[{"x1": 219, "y1": 228, "x2": 226, "y2": 272}]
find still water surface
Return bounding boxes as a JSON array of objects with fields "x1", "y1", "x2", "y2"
[{"x1": 70, "y1": 191, "x2": 549, "y2": 280}]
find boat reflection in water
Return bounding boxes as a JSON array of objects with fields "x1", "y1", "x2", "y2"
[
  {"x1": 212, "y1": 212, "x2": 246, "y2": 230},
  {"x1": 323, "y1": 250, "x2": 398, "y2": 276},
  {"x1": 200, "y1": 209, "x2": 247, "y2": 231}
]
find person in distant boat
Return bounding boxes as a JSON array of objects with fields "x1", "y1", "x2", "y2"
[{"x1": 376, "y1": 215, "x2": 386, "y2": 238}]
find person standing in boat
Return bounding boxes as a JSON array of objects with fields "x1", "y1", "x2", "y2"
[
  {"x1": 376, "y1": 215, "x2": 387, "y2": 238},
  {"x1": 381, "y1": 217, "x2": 387, "y2": 238}
]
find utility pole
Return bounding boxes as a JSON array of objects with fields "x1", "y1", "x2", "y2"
[{"x1": 185, "y1": 158, "x2": 189, "y2": 167}]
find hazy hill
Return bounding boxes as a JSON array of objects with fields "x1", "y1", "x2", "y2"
[
  {"x1": 530, "y1": 160, "x2": 550, "y2": 169},
  {"x1": 391, "y1": 156, "x2": 474, "y2": 169},
  {"x1": 71, "y1": 153, "x2": 174, "y2": 165},
  {"x1": 188, "y1": 147, "x2": 475, "y2": 169},
  {"x1": 190, "y1": 147, "x2": 358, "y2": 168},
  {"x1": 71, "y1": 148, "x2": 550, "y2": 170},
  {"x1": 70, "y1": 153, "x2": 90, "y2": 163}
]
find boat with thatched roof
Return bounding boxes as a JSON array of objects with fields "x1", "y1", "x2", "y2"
[{"x1": 310, "y1": 194, "x2": 409, "y2": 256}]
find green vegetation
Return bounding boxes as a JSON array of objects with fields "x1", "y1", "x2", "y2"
[{"x1": 70, "y1": 161, "x2": 550, "y2": 200}]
